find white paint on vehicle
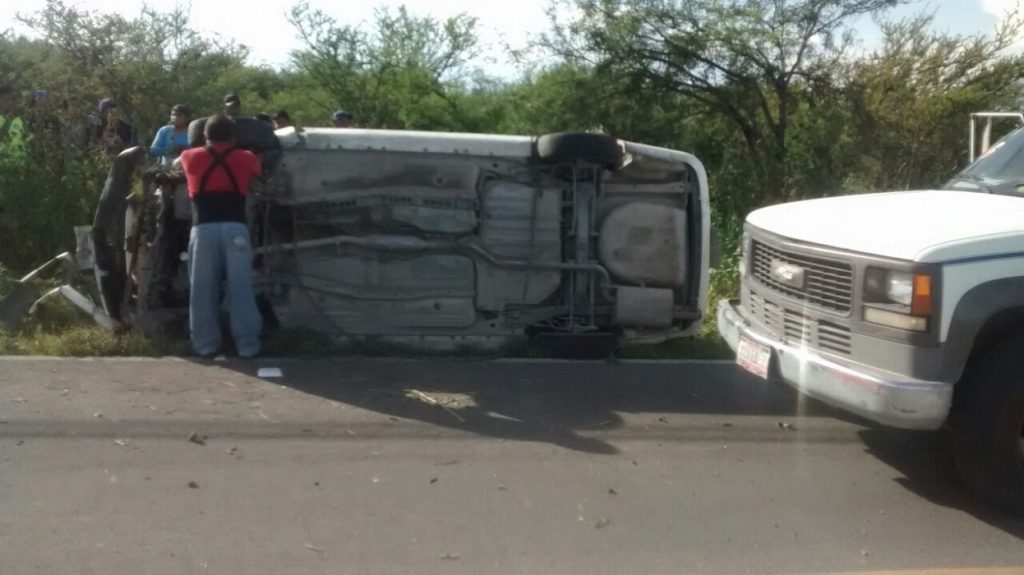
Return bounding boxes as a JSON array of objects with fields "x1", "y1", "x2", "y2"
[
  {"x1": 747, "y1": 190, "x2": 1024, "y2": 262},
  {"x1": 939, "y1": 255, "x2": 1024, "y2": 341}
]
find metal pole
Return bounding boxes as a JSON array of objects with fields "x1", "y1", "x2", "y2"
[
  {"x1": 969, "y1": 115, "x2": 976, "y2": 163},
  {"x1": 982, "y1": 117, "x2": 993, "y2": 157}
]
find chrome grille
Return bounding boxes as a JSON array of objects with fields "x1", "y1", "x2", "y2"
[
  {"x1": 747, "y1": 291, "x2": 852, "y2": 355},
  {"x1": 750, "y1": 240, "x2": 854, "y2": 314}
]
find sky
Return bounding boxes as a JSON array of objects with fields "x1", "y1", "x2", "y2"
[{"x1": 0, "y1": 0, "x2": 1017, "y2": 77}]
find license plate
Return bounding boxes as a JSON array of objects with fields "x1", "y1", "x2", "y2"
[{"x1": 737, "y1": 336, "x2": 771, "y2": 379}]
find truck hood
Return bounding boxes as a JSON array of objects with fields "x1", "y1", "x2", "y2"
[{"x1": 746, "y1": 190, "x2": 1024, "y2": 262}]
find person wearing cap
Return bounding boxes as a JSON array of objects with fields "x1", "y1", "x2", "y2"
[
  {"x1": 179, "y1": 114, "x2": 263, "y2": 358},
  {"x1": 332, "y1": 109, "x2": 353, "y2": 128},
  {"x1": 92, "y1": 98, "x2": 137, "y2": 154},
  {"x1": 223, "y1": 93, "x2": 242, "y2": 117},
  {"x1": 273, "y1": 110, "x2": 291, "y2": 130},
  {"x1": 150, "y1": 104, "x2": 192, "y2": 165}
]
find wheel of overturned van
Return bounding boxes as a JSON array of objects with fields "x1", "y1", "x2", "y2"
[
  {"x1": 951, "y1": 335, "x2": 1024, "y2": 515},
  {"x1": 534, "y1": 132, "x2": 623, "y2": 170}
]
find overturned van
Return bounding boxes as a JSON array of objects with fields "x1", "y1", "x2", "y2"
[{"x1": 90, "y1": 121, "x2": 710, "y2": 353}]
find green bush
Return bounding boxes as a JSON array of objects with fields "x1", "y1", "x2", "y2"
[{"x1": 0, "y1": 127, "x2": 110, "y2": 273}]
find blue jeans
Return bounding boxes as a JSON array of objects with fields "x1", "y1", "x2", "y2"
[{"x1": 188, "y1": 222, "x2": 261, "y2": 357}]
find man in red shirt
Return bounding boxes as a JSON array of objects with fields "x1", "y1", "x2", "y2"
[{"x1": 179, "y1": 115, "x2": 263, "y2": 358}]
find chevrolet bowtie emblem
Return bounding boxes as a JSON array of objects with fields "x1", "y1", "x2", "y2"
[{"x1": 770, "y1": 259, "x2": 806, "y2": 289}]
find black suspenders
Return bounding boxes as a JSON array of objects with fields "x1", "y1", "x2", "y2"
[{"x1": 197, "y1": 146, "x2": 241, "y2": 195}]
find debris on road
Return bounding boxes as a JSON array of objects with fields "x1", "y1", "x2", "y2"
[
  {"x1": 16, "y1": 440, "x2": 24, "y2": 446},
  {"x1": 595, "y1": 518, "x2": 611, "y2": 529},
  {"x1": 722, "y1": 422, "x2": 733, "y2": 427},
  {"x1": 498, "y1": 484, "x2": 508, "y2": 491},
  {"x1": 608, "y1": 488, "x2": 618, "y2": 495},
  {"x1": 187, "y1": 481, "x2": 199, "y2": 489},
  {"x1": 114, "y1": 439, "x2": 130, "y2": 447},
  {"x1": 406, "y1": 389, "x2": 465, "y2": 423},
  {"x1": 440, "y1": 553, "x2": 460, "y2": 561},
  {"x1": 304, "y1": 544, "x2": 324, "y2": 553},
  {"x1": 657, "y1": 416, "x2": 668, "y2": 423},
  {"x1": 430, "y1": 477, "x2": 438, "y2": 484},
  {"x1": 188, "y1": 432, "x2": 206, "y2": 445},
  {"x1": 257, "y1": 367, "x2": 284, "y2": 379},
  {"x1": 777, "y1": 421, "x2": 796, "y2": 431},
  {"x1": 93, "y1": 412, "x2": 103, "y2": 418},
  {"x1": 436, "y1": 460, "x2": 460, "y2": 466},
  {"x1": 1, "y1": 252, "x2": 118, "y2": 331}
]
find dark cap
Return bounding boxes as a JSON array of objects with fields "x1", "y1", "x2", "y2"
[
  {"x1": 98, "y1": 98, "x2": 118, "y2": 115},
  {"x1": 171, "y1": 104, "x2": 192, "y2": 116},
  {"x1": 332, "y1": 109, "x2": 352, "y2": 121},
  {"x1": 223, "y1": 93, "x2": 241, "y2": 106}
]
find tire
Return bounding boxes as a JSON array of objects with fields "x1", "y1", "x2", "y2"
[
  {"x1": 188, "y1": 116, "x2": 280, "y2": 154},
  {"x1": 535, "y1": 132, "x2": 623, "y2": 170},
  {"x1": 233, "y1": 117, "x2": 281, "y2": 154},
  {"x1": 91, "y1": 146, "x2": 145, "y2": 321},
  {"x1": 187, "y1": 117, "x2": 208, "y2": 147},
  {"x1": 951, "y1": 335, "x2": 1024, "y2": 514}
]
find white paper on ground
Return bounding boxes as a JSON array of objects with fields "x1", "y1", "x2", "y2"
[{"x1": 257, "y1": 367, "x2": 284, "y2": 378}]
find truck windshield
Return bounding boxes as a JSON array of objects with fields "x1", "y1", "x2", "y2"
[{"x1": 946, "y1": 126, "x2": 1024, "y2": 195}]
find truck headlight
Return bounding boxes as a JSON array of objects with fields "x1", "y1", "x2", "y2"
[
  {"x1": 863, "y1": 267, "x2": 932, "y2": 331},
  {"x1": 885, "y1": 271, "x2": 913, "y2": 307}
]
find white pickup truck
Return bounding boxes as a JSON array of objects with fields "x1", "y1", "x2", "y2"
[{"x1": 717, "y1": 123, "x2": 1024, "y2": 513}]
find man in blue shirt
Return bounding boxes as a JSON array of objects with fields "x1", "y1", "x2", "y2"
[{"x1": 150, "y1": 104, "x2": 192, "y2": 165}]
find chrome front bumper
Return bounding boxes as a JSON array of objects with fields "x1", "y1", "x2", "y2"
[{"x1": 716, "y1": 299, "x2": 953, "y2": 430}]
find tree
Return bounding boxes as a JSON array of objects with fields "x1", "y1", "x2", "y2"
[
  {"x1": 15, "y1": 0, "x2": 251, "y2": 135},
  {"x1": 543, "y1": 0, "x2": 908, "y2": 203},
  {"x1": 842, "y1": 12, "x2": 1024, "y2": 191},
  {"x1": 288, "y1": 1, "x2": 481, "y2": 130}
]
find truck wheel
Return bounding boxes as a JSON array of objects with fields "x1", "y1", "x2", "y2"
[
  {"x1": 951, "y1": 335, "x2": 1024, "y2": 514},
  {"x1": 535, "y1": 132, "x2": 622, "y2": 170}
]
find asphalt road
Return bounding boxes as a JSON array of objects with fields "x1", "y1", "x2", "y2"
[{"x1": 0, "y1": 357, "x2": 1022, "y2": 575}]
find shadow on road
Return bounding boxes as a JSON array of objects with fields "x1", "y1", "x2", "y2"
[
  {"x1": 214, "y1": 358, "x2": 857, "y2": 456},
  {"x1": 859, "y1": 427, "x2": 1024, "y2": 541}
]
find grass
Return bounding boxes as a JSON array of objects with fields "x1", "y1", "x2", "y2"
[
  {"x1": 1, "y1": 315, "x2": 731, "y2": 360},
  {"x1": 0, "y1": 264, "x2": 740, "y2": 360},
  {"x1": 1, "y1": 326, "x2": 185, "y2": 357}
]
